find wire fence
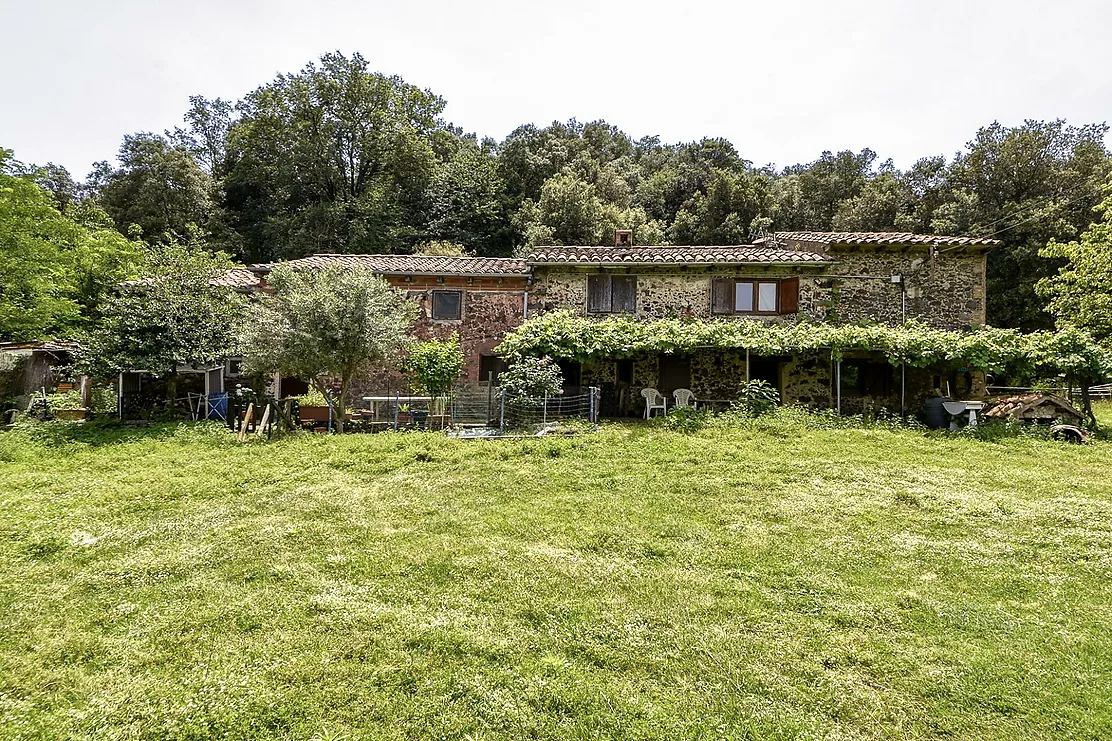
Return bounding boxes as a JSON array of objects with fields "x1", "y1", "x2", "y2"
[
  {"x1": 500, "y1": 389, "x2": 599, "y2": 431},
  {"x1": 359, "y1": 387, "x2": 602, "y2": 434},
  {"x1": 205, "y1": 387, "x2": 603, "y2": 437}
]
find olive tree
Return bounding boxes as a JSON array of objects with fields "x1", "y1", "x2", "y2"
[{"x1": 239, "y1": 265, "x2": 417, "y2": 432}]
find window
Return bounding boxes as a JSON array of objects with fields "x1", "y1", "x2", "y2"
[
  {"x1": 587, "y1": 275, "x2": 637, "y2": 314},
  {"x1": 617, "y1": 358, "x2": 634, "y2": 384},
  {"x1": 431, "y1": 290, "x2": 462, "y2": 320},
  {"x1": 713, "y1": 277, "x2": 799, "y2": 315}
]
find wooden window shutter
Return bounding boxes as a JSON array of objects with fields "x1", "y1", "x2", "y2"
[
  {"x1": 611, "y1": 276, "x2": 637, "y2": 313},
  {"x1": 778, "y1": 277, "x2": 800, "y2": 314},
  {"x1": 711, "y1": 278, "x2": 733, "y2": 314},
  {"x1": 587, "y1": 275, "x2": 612, "y2": 314}
]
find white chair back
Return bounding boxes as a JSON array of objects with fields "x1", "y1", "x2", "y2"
[
  {"x1": 673, "y1": 388, "x2": 695, "y2": 408},
  {"x1": 641, "y1": 387, "x2": 667, "y2": 418}
]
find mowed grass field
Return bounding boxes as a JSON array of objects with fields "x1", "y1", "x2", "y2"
[{"x1": 2, "y1": 408, "x2": 1112, "y2": 740}]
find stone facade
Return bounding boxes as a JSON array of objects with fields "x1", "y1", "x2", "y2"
[
  {"x1": 529, "y1": 247, "x2": 987, "y2": 329},
  {"x1": 527, "y1": 244, "x2": 989, "y2": 415},
  {"x1": 349, "y1": 275, "x2": 528, "y2": 398},
  {"x1": 827, "y1": 252, "x2": 987, "y2": 329}
]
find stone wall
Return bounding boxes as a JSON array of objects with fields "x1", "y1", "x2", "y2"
[
  {"x1": 828, "y1": 252, "x2": 986, "y2": 329},
  {"x1": 530, "y1": 249, "x2": 987, "y2": 330},
  {"x1": 346, "y1": 282, "x2": 527, "y2": 402},
  {"x1": 530, "y1": 266, "x2": 824, "y2": 323},
  {"x1": 405, "y1": 289, "x2": 527, "y2": 382}
]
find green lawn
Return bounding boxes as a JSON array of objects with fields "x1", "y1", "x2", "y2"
[{"x1": 2, "y1": 411, "x2": 1111, "y2": 740}]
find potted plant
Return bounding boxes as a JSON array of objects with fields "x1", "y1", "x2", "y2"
[
  {"x1": 396, "y1": 403, "x2": 412, "y2": 426},
  {"x1": 46, "y1": 389, "x2": 87, "y2": 421},
  {"x1": 294, "y1": 388, "x2": 334, "y2": 424}
]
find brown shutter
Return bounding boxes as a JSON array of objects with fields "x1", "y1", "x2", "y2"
[
  {"x1": 778, "y1": 277, "x2": 799, "y2": 314},
  {"x1": 587, "y1": 275, "x2": 612, "y2": 314},
  {"x1": 611, "y1": 276, "x2": 637, "y2": 313},
  {"x1": 711, "y1": 278, "x2": 733, "y2": 314}
]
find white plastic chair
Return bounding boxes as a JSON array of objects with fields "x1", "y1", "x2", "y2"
[
  {"x1": 673, "y1": 388, "x2": 695, "y2": 409},
  {"x1": 642, "y1": 388, "x2": 667, "y2": 419}
]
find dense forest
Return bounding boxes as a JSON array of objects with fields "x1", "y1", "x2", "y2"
[{"x1": 15, "y1": 51, "x2": 1112, "y2": 331}]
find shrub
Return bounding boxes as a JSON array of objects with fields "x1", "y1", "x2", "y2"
[
  {"x1": 652, "y1": 406, "x2": 710, "y2": 433},
  {"x1": 293, "y1": 388, "x2": 332, "y2": 407},
  {"x1": 731, "y1": 379, "x2": 781, "y2": 417},
  {"x1": 403, "y1": 335, "x2": 464, "y2": 396},
  {"x1": 499, "y1": 356, "x2": 563, "y2": 399}
]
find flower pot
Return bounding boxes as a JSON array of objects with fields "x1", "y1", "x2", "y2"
[{"x1": 298, "y1": 405, "x2": 332, "y2": 423}]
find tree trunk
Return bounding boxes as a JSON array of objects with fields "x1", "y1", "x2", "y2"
[
  {"x1": 1080, "y1": 378, "x2": 1097, "y2": 430},
  {"x1": 335, "y1": 375, "x2": 350, "y2": 434},
  {"x1": 166, "y1": 370, "x2": 178, "y2": 412}
]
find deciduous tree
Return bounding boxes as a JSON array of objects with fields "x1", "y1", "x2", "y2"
[
  {"x1": 79, "y1": 241, "x2": 243, "y2": 404},
  {"x1": 0, "y1": 150, "x2": 141, "y2": 341},
  {"x1": 93, "y1": 133, "x2": 214, "y2": 242}
]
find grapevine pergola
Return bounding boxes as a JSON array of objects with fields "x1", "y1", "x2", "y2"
[{"x1": 497, "y1": 311, "x2": 1111, "y2": 396}]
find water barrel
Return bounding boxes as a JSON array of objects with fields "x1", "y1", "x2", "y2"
[{"x1": 924, "y1": 396, "x2": 952, "y2": 429}]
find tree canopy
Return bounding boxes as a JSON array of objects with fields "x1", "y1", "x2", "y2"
[
  {"x1": 15, "y1": 50, "x2": 1106, "y2": 334},
  {"x1": 1037, "y1": 186, "x2": 1112, "y2": 346},
  {"x1": 0, "y1": 150, "x2": 142, "y2": 342},
  {"x1": 238, "y1": 265, "x2": 417, "y2": 432},
  {"x1": 77, "y1": 242, "x2": 244, "y2": 385}
]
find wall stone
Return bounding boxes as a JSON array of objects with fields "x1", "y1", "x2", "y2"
[
  {"x1": 530, "y1": 249, "x2": 987, "y2": 330},
  {"x1": 827, "y1": 252, "x2": 986, "y2": 329},
  {"x1": 781, "y1": 352, "x2": 832, "y2": 407},
  {"x1": 347, "y1": 286, "x2": 527, "y2": 402}
]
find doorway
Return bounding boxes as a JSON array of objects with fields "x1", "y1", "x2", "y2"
[
  {"x1": 659, "y1": 355, "x2": 692, "y2": 395},
  {"x1": 747, "y1": 355, "x2": 784, "y2": 398}
]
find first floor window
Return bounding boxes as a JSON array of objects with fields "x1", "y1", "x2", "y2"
[
  {"x1": 714, "y1": 277, "x2": 799, "y2": 315},
  {"x1": 432, "y1": 290, "x2": 462, "y2": 320},
  {"x1": 587, "y1": 274, "x2": 637, "y2": 314}
]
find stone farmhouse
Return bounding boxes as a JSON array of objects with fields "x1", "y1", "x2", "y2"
[
  {"x1": 168, "y1": 230, "x2": 998, "y2": 419},
  {"x1": 523, "y1": 231, "x2": 997, "y2": 415}
]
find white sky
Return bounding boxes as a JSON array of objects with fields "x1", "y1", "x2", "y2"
[{"x1": 3, "y1": 0, "x2": 1110, "y2": 178}]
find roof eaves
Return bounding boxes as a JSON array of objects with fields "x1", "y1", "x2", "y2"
[{"x1": 527, "y1": 259, "x2": 836, "y2": 267}]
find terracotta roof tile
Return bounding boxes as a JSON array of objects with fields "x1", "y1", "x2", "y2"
[
  {"x1": 526, "y1": 246, "x2": 836, "y2": 265},
  {"x1": 253, "y1": 253, "x2": 530, "y2": 277},
  {"x1": 122, "y1": 268, "x2": 261, "y2": 291},
  {"x1": 211, "y1": 269, "x2": 262, "y2": 288},
  {"x1": 771, "y1": 231, "x2": 1001, "y2": 247}
]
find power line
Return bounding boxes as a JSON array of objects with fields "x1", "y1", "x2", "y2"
[
  {"x1": 983, "y1": 188, "x2": 1096, "y2": 240},
  {"x1": 973, "y1": 179, "x2": 1097, "y2": 234}
]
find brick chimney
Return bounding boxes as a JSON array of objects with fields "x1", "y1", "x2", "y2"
[{"x1": 615, "y1": 229, "x2": 633, "y2": 247}]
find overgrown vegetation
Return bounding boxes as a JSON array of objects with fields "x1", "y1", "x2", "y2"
[{"x1": 1, "y1": 414, "x2": 1110, "y2": 739}]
